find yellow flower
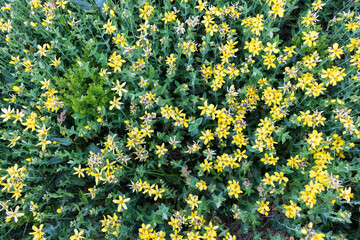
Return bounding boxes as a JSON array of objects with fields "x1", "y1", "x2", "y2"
[
  {"x1": 109, "y1": 96, "x2": 123, "y2": 110},
  {"x1": 155, "y1": 143, "x2": 168, "y2": 158},
  {"x1": 162, "y1": 11, "x2": 177, "y2": 24},
  {"x1": 29, "y1": 224, "x2": 45, "y2": 239},
  {"x1": 12, "y1": 86, "x2": 21, "y2": 92},
  {"x1": 186, "y1": 194, "x2": 201, "y2": 210},
  {"x1": 327, "y1": 43, "x2": 344, "y2": 60},
  {"x1": 196, "y1": 180, "x2": 207, "y2": 191},
  {"x1": 200, "y1": 159, "x2": 213, "y2": 173},
  {"x1": 312, "y1": 0, "x2": 325, "y2": 11},
  {"x1": 113, "y1": 195, "x2": 130, "y2": 211},
  {"x1": 227, "y1": 180, "x2": 243, "y2": 198},
  {"x1": 273, "y1": 171, "x2": 289, "y2": 184},
  {"x1": 56, "y1": 0, "x2": 68, "y2": 9},
  {"x1": 345, "y1": 21, "x2": 360, "y2": 32},
  {"x1": 139, "y1": 2, "x2": 154, "y2": 21},
  {"x1": 9, "y1": 55, "x2": 20, "y2": 65},
  {"x1": 111, "y1": 80, "x2": 128, "y2": 97},
  {"x1": 199, "y1": 129, "x2": 214, "y2": 145},
  {"x1": 165, "y1": 53, "x2": 177, "y2": 66},
  {"x1": 262, "y1": 172, "x2": 275, "y2": 187},
  {"x1": 340, "y1": 187, "x2": 354, "y2": 203},
  {"x1": 73, "y1": 164, "x2": 85, "y2": 178},
  {"x1": 112, "y1": 33, "x2": 128, "y2": 47},
  {"x1": 50, "y1": 56, "x2": 61, "y2": 67},
  {"x1": 5, "y1": 206, "x2": 24, "y2": 223},
  {"x1": 70, "y1": 229, "x2": 85, "y2": 240},
  {"x1": 263, "y1": 42, "x2": 280, "y2": 55},
  {"x1": 283, "y1": 200, "x2": 301, "y2": 218},
  {"x1": 256, "y1": 201, "x2": 270, "y2": 216},
  {"x1": 102, "y1": 19, "x2": 116, "y2": 34},
  {"x1": 307, "y1": 130, "x2": 323, "y2": 148},
  {"x1": 108, "y1": 51, "x2": 126, "y2": 72},
  {"x1": 301, "y1": 11, "x2": 317, "y2": 27},
  {"x1": 262, "y1": 53, "x2": 276, "y2": 69},
  {"x1": 195, "y1": 0, "x2": 208, "y2": 12},
  {"x1": 302, "y1": 31, "x2": 318, "y2": 47}
]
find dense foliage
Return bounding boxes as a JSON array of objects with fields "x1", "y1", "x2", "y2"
[{"x1": 1, "y1": 0, "x2": 360, "y2": 239}]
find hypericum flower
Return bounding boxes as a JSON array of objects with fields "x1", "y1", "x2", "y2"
[
  {"x1": 102, "y1": 19, "x2": 116, "y2": 34},
  {"x1": 312, "y1": 0, "x2": 325, "y2": 11},
  {"x1": 36, "y1": 44, "x2": 50, "y2": 57},
  {"x1": 108, "y1": 51, "x2": 126, "y2": 72},
  {"x1": 9, "y1": 55, "x2": 20, "y2": 65},
  {"x1": 113, "y1": 195, "x2": 130, "y2": 211},
  {"x1": 111, "y1": 80, "x2": 127, "y2": 97},
  {"x1": 301, "y1": 11, "x2": 317, "y2": 27},
  {"x1": 162, "y1": 11, "x2": 177, "y2": 24},
  {"x1": 262, "y1": 172, "x2": 275, "y2": 187},
  {"x1": 1, "y1": 3, "x2": 11, "y2": 11},
  {"x1": 204, "y1": 222, "x2": 218, "y2": 237},
  {"x1": 327, "y1": 43, "x2": 344, "y2": 60},
  {"x1": 195, "y1": 0, "x2": 208, "y2": 12},
  {"x1": 302, "y1": 31, "x2": 318, "y2": 47},
  {"x1": 201, "y1": 15, "x2": 215, "y2": 28},
  {"x1": 200, "y1": 159, "x2": 213, "y2": 173},
  {"x1": 227, "y1": 180, "x2": 243, "y2": 198},
  {"x1": 112, "y1": 33, "x2": 128, "y2": 47},
  {"x1": 56, "y1": 0, "x2": 68, "y2": 9},
  {"x1": 283, "y1": 200, "x2": 301, "y2": 219},
  {"x1": 73, "y1": 164, "x2": 85, "y2": 178},
  {"x1": 268, "y1": 4, "x2": 285, "y2": 19},
  {"x1": 155, "y1": 143, "x2": 168, "y2": 158},
  {"x1": 262, "y1": 53, "x2": 276, "y2": 69},
  {"x1": 196, "y1": 180, "x2": 207, "y2": 191},
  {"x1": 263, "y1": 42, "x2": 279, "y2": 55},
  {"x1": 186, "y1": 194, "x2": 201, "y2": 210},
  {"x1": 339, "y1": 187, "x2": 354, "y2": 203},
  {"x1": 36, "y1": 138, "x2": 52, "y2": 151},
  {"x1": 273, "y1": 171, "x2": 289, "y2": 184},
  {"x1": 199, "y1": 129, "x2": 215, "y2": 145},
  {"x1": 165, "y1": 53, "x2": 177, "y2": 66},
  {"x1": 256, "y1": 201, "x2": 270, "y2": 216},
  {"x1": 1, "y1": 106, "x2": 14, "y2": 122},
  {"x1": 70, "y1": 229, "x2": 85, "y2": 240},
  {"x1": 307, "y1": 130, "x2": 323, "y2": 148},
  {"x1": 345, "y1": 21, "x2": 360, "y2": 32},
  {"x1": 151, "y1": 185, "x2": 165, "y2": 201},
  {"x1": 109, "y1": 96, "x2": 123, "y2": 110},
  {"x1": 50, "y1": 56, "x2": 61, "y2": 67},
  {"x1": 29, "y1": 224, "x2": 45, "y2": 240},
  {"x1": 139, "y1": 2, "x2": 154, "y2": 21},
  {"x1": 5, "y1": 206, "x2": 24, "y2": 223}
]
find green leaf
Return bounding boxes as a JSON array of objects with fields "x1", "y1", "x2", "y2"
[
  {"x1": 71, "y1": 0, "x2": 92, "y2": 10},
  {"x1": 88, "y1": 143, "x2": 101, "y2": 154},
  {"x1": 188, "y1": 124, "x2": 197, "y2": 132},
  {"x1": 95, "y1": 0, "x2": 106, "y2": 8},
  {"x1": 80, "y1": 190, "x2": 89, "y2": 204},
  {"x1": 281, "y1": 132, "x2": 292, "y2": 144},
  {"x1": 1, "y1": 70, "x2": 15, "y2": 83},
  {"x1": 47, "y1": 157, "x2": 65, "y2": 164},
  {"x1": 70, "y1": 176, "x2": 86, "y2": 186},
  {"x1": 195, "y1": 118, "x2": 202, "y2": 127},
  {"x1": 50, "y1": 137, "x2": 72, "y2": 146},
  {"x1": 212, "y1": 193, "x2": 226, "y2": 209},
  {"x1": 57, "y1": 189, "x2": 74, "y2": 198}
]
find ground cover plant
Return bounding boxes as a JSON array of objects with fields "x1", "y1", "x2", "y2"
[{"x1": 0, "y1": 0, "x2": 360, "y2": 239}]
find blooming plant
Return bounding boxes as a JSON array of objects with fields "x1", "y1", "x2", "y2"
[{"x1": 0, "y1": 0, "x2": 360, "y2": 239}]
